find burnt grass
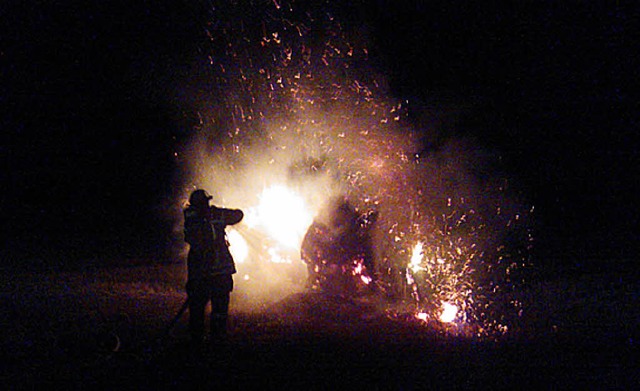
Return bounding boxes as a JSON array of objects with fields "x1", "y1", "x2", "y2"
[{"x1": 1, "y1": 263, "x2": 637, "y2": 390}]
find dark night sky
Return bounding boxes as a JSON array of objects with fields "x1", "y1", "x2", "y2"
[{"x1": 2, "y1": 1, "x2": 638, "y2": 271}]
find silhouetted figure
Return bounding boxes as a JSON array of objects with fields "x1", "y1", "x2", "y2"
[{"x1": 183, "y1": 189, "x2": 243, "y2": 346}]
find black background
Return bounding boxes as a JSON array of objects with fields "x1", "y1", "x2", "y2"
[{"x1": 2, "y1": 1, "x2": 638, "y2": 272}]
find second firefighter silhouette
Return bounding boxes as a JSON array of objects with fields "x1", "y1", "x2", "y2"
[{"x1": 183, "y1": 189, "x2": 243, "y2": 344}]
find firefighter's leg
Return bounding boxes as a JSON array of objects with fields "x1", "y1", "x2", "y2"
[
  {"x1": 187, "y1": 281, "x2": 208, "y2": 345},
  {"x1": 210, "y1": 292, "x2": 230, "y2": 338},
  {"x1": 210, "y1": 274, "x2": 233, "y2": 339}
]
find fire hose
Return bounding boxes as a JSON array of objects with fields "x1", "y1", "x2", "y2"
[{"x1": 162, "y1": 297, "x2": 190, "y2": 337}]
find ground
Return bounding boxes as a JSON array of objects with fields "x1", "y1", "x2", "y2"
[{"x1": 1, "y1": 262, "x2": 637, "y2": 390}]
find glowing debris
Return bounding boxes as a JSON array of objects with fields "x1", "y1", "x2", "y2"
[
  {"x1": 415, "y1": 312, "x2": 428, "y2": 322},
  {"x1": 439, "y1": 302, "x2": 458, "y2": 323},
  {"x1": 409, "y1": 242, "x2": 424, "y2": 273}
]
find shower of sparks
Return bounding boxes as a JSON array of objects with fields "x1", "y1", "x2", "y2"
[{"x1": 176, "y1": 1, "x2": 534, "y2": 338}]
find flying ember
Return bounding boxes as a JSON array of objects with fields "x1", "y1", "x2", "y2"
[{"x1": 175, "y1": 0, "x2": 534, "y2": 337}]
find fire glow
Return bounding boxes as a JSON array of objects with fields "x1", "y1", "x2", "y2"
[
  {"x1": 439, "y1": 302, "x2": 458, "y2": 323},
  {"x1": 177, "y1": 1, "x2": 533, "y2": 337},
  {"x1": 245, "y1": 185, "x2": 313, "y2": 250},
  {"x1": 227, "y1": 185, "x2": 317, "y2": 283}
]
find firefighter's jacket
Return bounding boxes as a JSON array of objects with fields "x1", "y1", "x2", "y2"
[{"x1": 184, "y1": 204, "x2": 244, "y2": 280}]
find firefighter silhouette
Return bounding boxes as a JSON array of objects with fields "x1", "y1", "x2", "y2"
[{"x1": 183, "y1": 189, "x2": 243, "y2": 345}]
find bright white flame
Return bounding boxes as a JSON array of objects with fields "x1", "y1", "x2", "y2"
[
  {"x1": 227, "y1": 229, "x2": 249, "y2": 263},
  {"x1": 439, "y1": 302, "x2": 458, "y2": 323},
  {"x1": 409, "y1": 242, "x2": 425, "y2": 272},
  {"x1": 249, "y1": 185, "x2": 314, "y2": 249},
  {"x1": 415, "y1": 312, "x2": 429, "y2": 322}
]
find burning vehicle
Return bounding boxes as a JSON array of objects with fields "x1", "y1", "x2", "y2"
[{"x1": 301, "y1": 197, "x2": 378, "y2": 294}]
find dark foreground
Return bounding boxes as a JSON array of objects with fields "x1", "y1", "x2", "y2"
[{"x1": 1, "y1": 264, "x2": 637, "y2": 390}]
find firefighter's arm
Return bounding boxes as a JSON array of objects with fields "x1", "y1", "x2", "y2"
[{"x1": 223, "y1": 208, "x2": 244, "y2": 225}]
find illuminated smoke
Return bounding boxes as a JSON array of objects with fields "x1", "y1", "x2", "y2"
[
  {"x1": 227, "y1": 228, "x2": 248, "y2": 263},
  {"x1": 172, "y1": 1, "x2": 534, "y2": 336}
]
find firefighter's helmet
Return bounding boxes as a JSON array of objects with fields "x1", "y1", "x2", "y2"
[{"x1": 189, "y1": 189, "x2": 212, "y2": 206}]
